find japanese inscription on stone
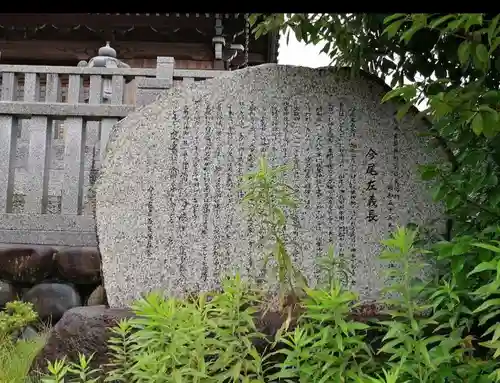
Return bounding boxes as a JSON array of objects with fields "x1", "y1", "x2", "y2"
[
  {"x1": 365, "y1": 148, "x2": 379, "y2": 223},
  {"x1": 96, "y1": 65, "x2": 443, "y2": 307}
]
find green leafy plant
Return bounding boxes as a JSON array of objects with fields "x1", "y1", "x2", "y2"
[
  {"x1": 270, "y1": 281, "x2": 374, "y2": 382},
  {"x1": 0, "y1": 300, "x2": 38, "y2": 339},
  {"x1": 0, "y1": 332, "x2": 47, "y2": 383},
  {"x1": 41, "y1": 353, "x2": 101, "y2": 383},
  {"x1": 376, "y1": 227, "x2": 468, "y2": 382},
  {"x1": 102, "y1": 274, "x2": 268, "y2": 383},
  {"x1": 105, "y1": 319, "x2": 135, "y2": 382},
  {"x1": 239, "y1": 156, "x2": 307, "y2": 304},
  {"x1": 316, "y1": 244, "x2": 353, "y2": 290}
]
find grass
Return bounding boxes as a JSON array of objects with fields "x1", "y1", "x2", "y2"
[{"x1": 0, "y1": 332, "x2": 48, "y2": 383}]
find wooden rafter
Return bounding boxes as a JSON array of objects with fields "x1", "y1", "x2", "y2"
[
  {"x1": 0, "y1": 40, "x2": 266, "y2": 64},
  {"x1": 0, "y1": 13, "x2": 278, "y2": 64},
  {"x1": 0, "y1": 14, "x2": 244, "y2": 32}
]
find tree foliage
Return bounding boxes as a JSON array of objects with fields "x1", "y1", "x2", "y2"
[{"x1": 251, "y1": 13, "x2": 500, "y2": 381}]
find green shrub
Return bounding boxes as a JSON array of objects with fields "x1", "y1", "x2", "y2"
[
  {"x1": 0, "y1": 300, "x2": 38, "y2": 339},
  {"x1": 0, "y1": 301, "x2": 46, "y2": 383},
  {"x1": 269, "y1": 282, "x2": 374, "y2": 381},
  {"x1": 40, "y1": 353, "x2": 101, "y2": 383},
  {"x1": 239, "y1": 156, "x2": 307, "y2": 303}
]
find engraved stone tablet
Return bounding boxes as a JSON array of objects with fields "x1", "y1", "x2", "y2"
[{"x1": 96, "y1": 65, "x2": 443, "y2": 308}]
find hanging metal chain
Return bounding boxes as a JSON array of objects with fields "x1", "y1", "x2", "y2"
[{"x1": 243, "y1": 13, "x2": 250, "y2": 68}]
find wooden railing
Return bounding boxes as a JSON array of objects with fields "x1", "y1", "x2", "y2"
[{"x1": 0, "y1": 57, "x2": 227, "y2": 246}]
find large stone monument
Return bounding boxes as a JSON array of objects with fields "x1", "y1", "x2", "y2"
[{"x1": 96, "y1": 64, "x2": 443, "y2": 308}]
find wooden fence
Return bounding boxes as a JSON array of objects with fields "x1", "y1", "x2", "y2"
[{"x1": 0, "y1": 57, "x2": 226, "y2": 247}]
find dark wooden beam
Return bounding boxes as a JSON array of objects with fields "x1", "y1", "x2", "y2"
[
  {"x1": 0, "y1": 14, "x2": 243, "y2": 33},
  {"x1": 0, "y1": 40, "x2": 214, "y2": 62},
  {"x1": 230, "y1": 53, "x2": 266, "y2": 67}
]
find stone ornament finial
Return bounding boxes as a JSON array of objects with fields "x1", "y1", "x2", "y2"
[
  {"x1": 79, "y1": 42, "x2": 130, "y2": 102},
  {"x1": 98, "y1": 41, "x2": 117, "y2": 58},
  {"x1": 85, "y1": 42, "x2": 130, "y2": 69}
]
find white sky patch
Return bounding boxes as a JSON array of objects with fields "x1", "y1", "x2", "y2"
[
  {"x1": 277, "y1": 31, "x2": 331, "y2": 68},
  {"x1": 278, "y1": 30, "x2": 429, "y2": 111}
]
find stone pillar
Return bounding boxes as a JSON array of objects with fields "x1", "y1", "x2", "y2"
[
  {"x1": 136, "y1": 57, "x2": 175, "y2": 107},
  {"x1": 77, "y1": 43, "x2": 131, "y2": 216},
  {"x1": 156, "y1": 56, "x2": 175, "y2": 81}
]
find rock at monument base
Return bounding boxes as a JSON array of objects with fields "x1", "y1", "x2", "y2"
[
  {"x1": 0, "y1": 280, "x2": 15, "y2": 307},
  {"x1": 97, "y1": 64, "x2": 443, "y2": 308},
  {"x1": 23, "y1": 283, "x2": 82, "y2": 321},
  {"x1": 54, "y1": 247, "x2": 101, "y2": 284},
  {"x1": 87, "y1": 285, "x2": 107, "y2": 306},
  {"x1": 0, "y1": 247, "x2": 55, "y2": 283},
  {"x1": 29, "y1": 306, "x2": 134, "y2": 376}
]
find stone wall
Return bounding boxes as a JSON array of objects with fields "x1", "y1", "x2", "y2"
[{"x1": 0, "y1": 245, "x2": 106, "y2": 324}]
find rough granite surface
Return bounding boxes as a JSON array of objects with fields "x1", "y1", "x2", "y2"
[{"x1": 96, "y1": 64, "x2": 443, "y2": 308}]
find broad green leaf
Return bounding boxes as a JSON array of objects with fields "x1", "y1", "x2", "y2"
[
  {"x1": 489, "y1": 14, "x2": 500, "y2": 43},
  {"x1": 476, "y1": 43, "x2": 490, "y2": 63},
  {"x1": 384, "y1": 14, "x2": 407, "y2": 24},
  {"x1": 382, "y1": 88, "x2": 404, "y2": 103},
  {"x1": 294, "y1": 26, "x2": 303, "y2": 42},
  {"x1": 472, "y1": 243, "x2": 500, "y2": 253},
  {"x1": 491, "y1": 37, "x2": 500, "y2": 53},
  {"x1": 468, "y1": 261, "x2": 497, "y2": 276},
  {"x1": 489, "y1": 189, "x2": 500, "y2": 207},
  {"x1": 446, "y1": 194, "x2": 461, "y2": 210},
  {"x1": 401, "y1": 25, "x2": 424, "y2": 43},
  {"x1": 430, "y1": 14, "x2": 456, "y2": 29},
  {"x1": 378, "y1": 338, "x2": 404, "y2": 354},
  {"x1": 432, "y1": 184, "x2": 447, "y2": 201},
  {"x1": 462, "y1": 150, "x2": 483, "y2": 166},
  {"x1": 452, "y1": 241, "x2": 470, "y2": 255},
  {"x1": 484, "y1": 323, "x2": 500, "y2": 341},
  {"x1": 419, "y1": 342, "x2": 434, "y2": 369},
  {"x1": 464, "y1": 13, "x2": 483, "y2": 32},
  {"x1": 483, "y1": 111, "x2": 500, "y2": 137},
  {"x1": 473, "y1": 298, "x2": 500, "y2": 313},
  {"x1": 396, "y1": 103, "x2": 412, "y2": 120},
  {"x1": 447, "y1": 18, "x2": 465, "y2": 31},
  {"x1": 479, "y1": 104, "x2": 499, "y2": 115},
  {"x1": 472, "y1": 112, "x2": 484, "y2": 135},
  {"x1": 458, "y1": 41, "x2": 471, "y2": 65},
  {"x1": 486, "y1": 172, "x2": 499, "y2": 187},
  {"x1": 421, "y1": 167, "x2": 439, "y2": 180},
  {"x1": 479, "y1": 308, "x2": 500, "y2": 325},
  {"x1": 384, "y1": 19, "x2": 405, "y2": 39}
]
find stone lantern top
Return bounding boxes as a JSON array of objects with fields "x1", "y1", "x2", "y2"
[
  {"x1": 98, "y1": 42, "x2": 117, "y2": 58},
  {"x1": 78, "y1": 42, "x2": 131, "y2": 103},
  {"x1": 77, "y1": 42, "x2": 130, "y2": 69}
]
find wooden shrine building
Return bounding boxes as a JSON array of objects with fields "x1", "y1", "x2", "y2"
[{"x1": 0, "y1": 13, "x2": 279, "y2": 70}]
